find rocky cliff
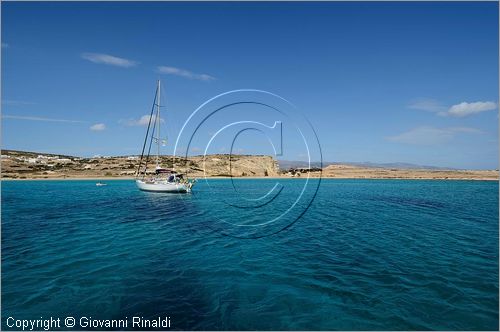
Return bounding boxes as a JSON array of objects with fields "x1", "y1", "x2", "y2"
[{"x1": 0, "y1": 150, "x2": 280, "y2": 179}]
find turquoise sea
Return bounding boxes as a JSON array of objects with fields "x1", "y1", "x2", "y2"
[{"x1": 1, "y1": 179, "x2": 498, "y2": 330}]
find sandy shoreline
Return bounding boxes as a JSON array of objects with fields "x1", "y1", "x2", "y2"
[
  {"x1": 2, "y1": 150, "x2": 497, "y2": 182},
  {"x1": 2, "y1": 175, "x2": 498, "y2": 181}
]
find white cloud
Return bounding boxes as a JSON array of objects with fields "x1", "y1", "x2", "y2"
[
  {"x1": 82, "y1": 52, "x2": 137, "y2": 68},
  {"x1": 120, "y1": 114, "x2": 164, "y2": 126},
  {"x1": 90, "y1": 123, "x2": 106, "y2": 131},
  {"x1": 387, "y1": 126, "x2": 481, "y2": 145},
  {"x1": 157, "y1": 66, "x2": 215, "y2": 81},
  {"x1": 408, "y1": 99, "x2": 446, "y2": 113},
  {"x1": 2, "y1": 114, "x2": 85, "y2": 123},
  {"x1": 446, "y1": 101, "x2": 497, "y2": 117},
  {"x1": 409, "y1": 99, "x2": 497, "y2": 117}
]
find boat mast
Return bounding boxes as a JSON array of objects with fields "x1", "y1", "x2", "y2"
[{"x1": 156, "y1": 80, "x2": 161, "y2": 168}]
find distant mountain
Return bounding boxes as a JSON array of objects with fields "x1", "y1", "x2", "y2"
[
  {"x1": 277, "y1": 160, "x2": 325, "y2": 169},
  {"x1": 277, "y1": 160, "x2": 457, "y2": 170},
  {"x1": 2, "y1": 149, "x2": 496, "y2": 180},
  {"x1": 1, "y1": 149, "x2": 458, "y2": 172}
]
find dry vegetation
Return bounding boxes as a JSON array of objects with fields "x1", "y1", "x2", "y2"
[
  {"x1": 0, "y1": 150, "x2": 279, "y2": 179},
  {"x1": 1, "y1": 150, "x2": 497, "y2": 180},
  {"x1": 321, "y1": 164, "x2": 498, "y2": 180}
]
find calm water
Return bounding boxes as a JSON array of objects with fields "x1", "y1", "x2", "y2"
[{"x1": 2, "y1": 179, "x2": 498, "y2": 330}]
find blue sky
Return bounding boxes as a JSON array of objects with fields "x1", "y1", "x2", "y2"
[{"x1": 1, "y1": 2, "x2": 498, "y2": 169}]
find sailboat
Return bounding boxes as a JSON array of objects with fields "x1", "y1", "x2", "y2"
[{"x1": 135, "y1": 80, "x2": 195, "y2": 193}]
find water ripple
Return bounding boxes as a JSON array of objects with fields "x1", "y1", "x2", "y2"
[{"x1": 1, "y1": 179, "x2": 498, "y2": 330}]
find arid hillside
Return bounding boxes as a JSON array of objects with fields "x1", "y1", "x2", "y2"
[
  {"x1": 320, "y1": 164, "x2": 498, "y2": 180},
  {"x1": 0, "y1": 150, "x2": 280, "y2": 179},
  {"x1": 1, "y1": 150, "x2": 497, "y2": 180}
]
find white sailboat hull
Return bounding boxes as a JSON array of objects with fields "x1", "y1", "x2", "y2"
[
  {"x1": 135, "y1": 80, "x2": 194, "y2": 193},
  {"x1": 135, "y1": 179, "x2": 190, "y2": 193}
]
